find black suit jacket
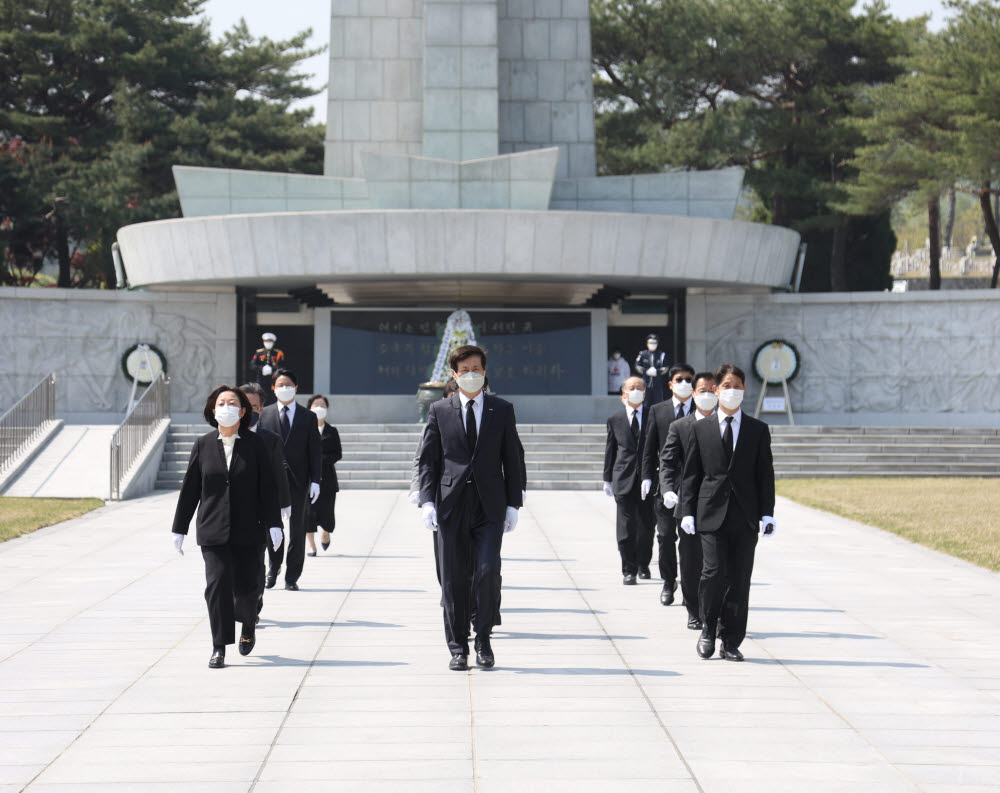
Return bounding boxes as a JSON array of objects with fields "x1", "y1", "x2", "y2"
[
  {"x1": 318, "y1": 423, "x2": 343, "y2": 492},
  {"x1": 256, "y1": 426, "x2": 291, "y2": 511},
  {"x1": 659, "y1": 412, "x2": 703, "y2": 518},
  {"x1": 418, "y1": 393, "x2": 523, "y2": 524},
  {"x1": 172, "y1": 429, "x2": 281, "y2": 546},
  {"x1": 641, "y1": 400, "x2": 692, "y2": 495},
  {"x1": 259, "y1": 401, "x2": 322, "y2": 492},
  {"x1": 604, "y1": 405, "x2": 648, "y2": 497},
  {"x1": 680, "y1": 411, "x2": 775, "y2": 533}
]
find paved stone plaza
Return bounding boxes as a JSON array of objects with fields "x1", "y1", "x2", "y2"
[{"x1": 1, "y1": 490, "x2": 998, "y2": 792}]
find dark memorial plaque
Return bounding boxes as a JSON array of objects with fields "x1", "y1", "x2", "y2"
[{"x1": 329, "y1": 310, "x2": 591, "y2": 395}]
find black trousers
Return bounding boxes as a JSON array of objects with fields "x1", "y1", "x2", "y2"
[
  {"x1": 202, "y1": 542, "x2": 262, "y2": 649},
  {"x1": 268, "y1": 485, "x2": 308, "y2": 584},
  {"x1": 615, "y1": 485, "x2": 655, "y2": 575},
  {"x1": 654, "y1": 499, "x2": 702, "y2": 619},
  {"x1": 699, "y1": 503, "x2": 758, "y2": 647},
  {"x1": 437, "y1": 483, "x2": 503, "y2": 655}
]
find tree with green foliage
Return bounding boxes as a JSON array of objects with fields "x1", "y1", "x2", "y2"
[
  {"x1": 591, "y1": 0, "x2": 914, "y2": 291},
  {"x1": 0, "y1": 0, "x2": 324, "y2": 288}
]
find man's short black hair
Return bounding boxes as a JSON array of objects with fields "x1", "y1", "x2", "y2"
[
  {"x1": 668, "y1": 363, "x2": 695, "y2": 380},
  {"x1": 714, "y1": 363, "x2": 746, "y2": 386},
  {"x1": 273, "y1": 368, "x2": 298, "y2": 386},
  {"x1": 449, "y1": 345, "x2": 487, "y2": 371},
  {"x1": 203, "y1": 385, "x2": 253, "y2": 430},
  {"x1": 693, "y1": 371, "x2": 716, "y2": 389}
]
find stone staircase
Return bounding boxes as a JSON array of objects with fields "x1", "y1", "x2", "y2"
[{"x1": 155, "y1": 423, "x2": 1000, "y2": 491}]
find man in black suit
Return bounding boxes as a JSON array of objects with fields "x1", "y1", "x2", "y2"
[
  {"x1": 680, "y1": 363, "x2": 775, "y2": 662},
  {"x1": 658, "y1": 371, "x2": 717, "y2": 630},
  {"x1": 241, "y1": 382, "x2": 292, "y2": 618},
  {"x1": 258, "y1": 369, "x2": 322, "y2": 591},
  {"x1": 418, "y1": 345, "x2": 522, "y2": 671},
  {"x1": 640, "y1": 364, "x2": 696, "y2": 603},
  {"x1": 603, "y1": 376, "x2": 655, "y2": 585}
]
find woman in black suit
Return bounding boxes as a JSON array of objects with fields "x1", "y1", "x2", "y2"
[
  {"x1": 305, "y1": 394, "x2": 342, "y2": 554},
  {"x1": 171, "y1": 385, "x2": 282, "y2": 669}
]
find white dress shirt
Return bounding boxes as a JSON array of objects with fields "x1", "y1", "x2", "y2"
[
  {"x1": 278, "y1": 398, "x2": 297, "y2": 426},
  {"x1": 717, "y1": 408, "x2": 742, "y2": 451},
  {"x1": 671, "y1": 395, "x2": 692, "y2": 418},
  {"x1": 218, "y1": 432, "x2": 238, "y2": 470},
  {"x1": 695, "y1": 409, "x2": 709, "y2": 421},
  {"x1": 458, "y1": 390, "x2": 484, "y2": 435},
  {"x1": 625, "y1": 403, "x2": 644, "y2": 431}
]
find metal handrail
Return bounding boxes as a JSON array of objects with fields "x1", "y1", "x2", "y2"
[
  {"x1": 110, "y1": 373, "x2": 170, "y2": 500},
  {"x1": 0, "y1": 372, "x2": 57, "y2": 475}
]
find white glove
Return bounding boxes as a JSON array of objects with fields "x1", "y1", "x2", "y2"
[
  {"x1": 504, "y1": 506, "x2": 519, "y2": 533},
  {"x1": 408, "y1": 490, "x2": 421, "y2": 505},
  {"x1": 261, "y1": 364, "x2": 272, "y2": 376},
  {"x1": 309, "y1": 482, "x2": 320, "y2": 504},
  {"x1": 603, "y1": 481, "x2": 614, "y2": 497},
  {"x1": 680, "y1": 516, "x2": 695, "y2": 535},
  {"x1": 422, "y1": 502, "x2": 438, "y2": 531},
  {"x1": 280, "y1": 506, "x2": 291, "y2": 522},
  {"x1": 640, "y1": 479, "x2": 652, "y2": 500},
  {"x1": 521, "y1": 490, "x2": 527, "y2": 504},
  {"x1": 762, "y1": 516, "x2": 776, "y2": 537},
  {"x1": 172, "y1": 532, "x2": 185, "y2": 556},
  {"x1": 663, "y1": 490, "x2": 679, "y2": 509},
  {"x1": 269, "y1": 526, "x2": 283, "y2": 550}
]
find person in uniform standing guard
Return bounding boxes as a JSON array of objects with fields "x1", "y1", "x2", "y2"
[
  {"x1": 635, "y1": 334, "x2": 669, "y2": 405},
  {"x1": 250, "y1": 333, "x2": 285, "y2": 404}
]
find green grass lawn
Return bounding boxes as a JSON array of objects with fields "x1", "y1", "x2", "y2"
[
  {"x1": 776, "y1": 478, "x2": 1000, "y2": 572},
  {"x1": 0, "y1": 497, "x2": 104, "y2": 542}
]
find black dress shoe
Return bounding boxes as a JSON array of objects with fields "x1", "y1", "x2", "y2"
[
  {"x1": 265, "y1": 572, "x2": 277, "y2": 590},
  {"x1": 285, "y1": 582, "x2": 299, "y2": 591},
  {"x1": 208, "y1": 649, "x2": 225, "y2": 669},
  {"x1": 720, "y1": 642, "x2": 744, "y2": 662},
  {"x1": 475, "y1": 637, "x2": 495, "y2": 668},
  {"x1": 697, "y1": 630, "x2": 715, "y2": 659},
  {"x1": 239, "y1": 623, "x2": 256, "y2": 656},
  {"x1": 687, "y1": 616, "x2": 703, "y2": 631},
  {"x1": 306, "y1": 550, "x2": 317, "y2": 557},
  {"x1": 321, "y1": 531, "x2": 331, "y2": 551},
  {"x1": 449, "y1": 654, "x2": 469, "y2": 671},
  {"x1": 660, "y1": 580, "x2": 676, "y2": 606},
  {"x1": 637, "y1": 567, "x2": 651, "y2": 579},
  {"x1": 622, "y1": 573, "x2": 637, "y2": 585}
]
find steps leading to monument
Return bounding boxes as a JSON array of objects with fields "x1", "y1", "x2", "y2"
[{"x1": 155, "y1": 423, "x2": 1000, "y2": 491}]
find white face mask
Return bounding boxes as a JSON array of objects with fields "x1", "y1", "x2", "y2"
[
  {"x1": 694, "y1": 392, "x2": 718, "y2": 412},
  {"x1": 274, "y1": 385, "x2": 297, "y2": 404},
  {"x1": 456, "y1": 371, "x2": 485, "y2": 394},
  {"x1": 647, "y1": 343, "x2": 658, "y2": 351},
  {"x1": 311, "y1": 406, "x2": 327, "y2": 421},
  {"x1": 612, "y1": 353, "x2": 621, "y2": 360},
  {"x1": 672, "y1": 380, "x2": 693, "y2": 399},
  {"x1": 263, "y1": 341, "x2": 274, "y2": 350},
  {"x1": 626, "y1": 389, "x2": 645, "y2": 406},
  {"x1": 214, "y1": 405, "x2": 241, "y2": 428},
  {"x1": 718, "y1": 388, "x2": 744, "y2": 410}
]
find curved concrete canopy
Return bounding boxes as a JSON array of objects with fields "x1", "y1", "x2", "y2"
[{"x1": 116, "y1": 209, "x2": 800, "y2": 294}]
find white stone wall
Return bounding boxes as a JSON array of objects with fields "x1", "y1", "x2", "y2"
[
  {"x1": 325, "y1": 0, "x2": 425, "y2": 177},
  {"x1": 0, "y1": 288, "x2": 237, "y2": 415},
  {"x1": 687, "y1": 289, "x2": 1000, "y2": 424},
  {"x1": 498, "y1": 0, "x2": 596, "y2": 179}
]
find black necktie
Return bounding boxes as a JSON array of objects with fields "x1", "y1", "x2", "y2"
[
  {"x1": 466, "y1": 400, "x2": 477, "y2": 453},
  {"x1": 722, "y1": 416, "x2": 734, "y2": 465},
  {"x1": 280, "y1": 405, "x2": 290, "y2": 442},
  {"x1": 676, "y1": 402, "x2": 685, "y2": 420},
  {"x1": 630, "y1": 409, "x2": 639, "y2": 440}
]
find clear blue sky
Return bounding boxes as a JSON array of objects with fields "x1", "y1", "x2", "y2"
[{"x1": 199, "y1": 0, "x2": 951, "y2": 125}]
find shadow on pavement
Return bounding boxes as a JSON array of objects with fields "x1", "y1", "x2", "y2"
[
  {"x1": 747, "y1": 658, "x2": 929, "y2": 668},
  {"x1": 500, "y1": 667, "x2": 680, "y2": 676}
]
